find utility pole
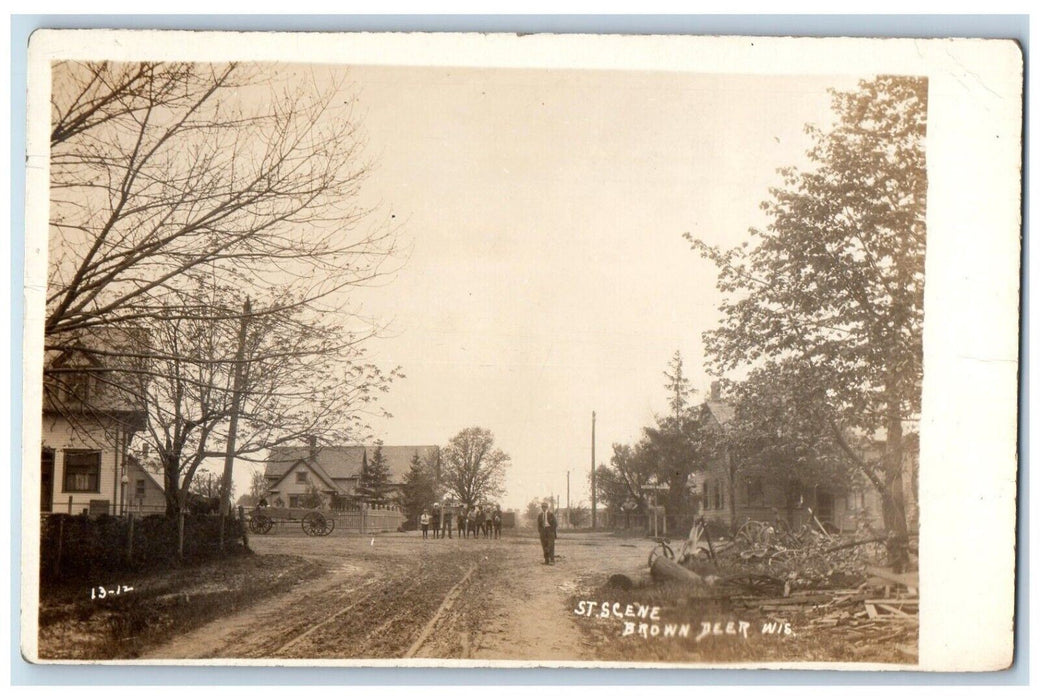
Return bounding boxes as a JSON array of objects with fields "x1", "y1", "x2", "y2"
[
  {"x1": 566, "y1": 470, "x2": 571, "y2": 529},
  {"x1": 219, "y1": 298, "x2": 251, "y2": 552},
  {"x1": 591, "y1": 411, "x2": 597, "y2": 530}
]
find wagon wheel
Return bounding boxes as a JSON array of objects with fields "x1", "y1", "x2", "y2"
[
  {"x1": 321, "y1": 517, "x2": 335, "y2": 536},
  {"x1": 302, "y1": 512, "x2": 327, "y2": 537},
  {"x1": 250, "y1": 513, "x2": 273, "y2": 535},
  {"x1": 647, "y1": 539, "x2": 675, "y2": 568},
  {"x1": 735, "y1": 520, "x2": 768, "y2": 548}
]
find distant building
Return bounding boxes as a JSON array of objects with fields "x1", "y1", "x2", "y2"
[
  {"x1": 263, "y1": 442, "x2": 439, "y2": 528},
  {"x1": 691, "y1": 391, "x2": 918, "y2": 534},
  {"x1": 122, "y1": 453, "x2": 167, "y2": 514}
]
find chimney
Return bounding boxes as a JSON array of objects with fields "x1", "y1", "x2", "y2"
[
  {"x1": 308, "y1": 435, "x2": 318, "y2": 458},
  {"x1": 710, "y1": 381, "x2": 721, "y2": 401}
]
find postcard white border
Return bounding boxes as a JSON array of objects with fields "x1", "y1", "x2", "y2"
[{"x1": 21, "y1": 29, "x2": 1023, "y2": 672}]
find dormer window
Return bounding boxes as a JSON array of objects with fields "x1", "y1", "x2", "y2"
[{"x1": 64, "y1": 372, "x2": 92, "y2": 403}]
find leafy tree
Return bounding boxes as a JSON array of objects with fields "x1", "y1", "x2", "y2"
[
  {"x1": 356, "y1": 443, "x2": 393, "y2": 506},
  {"x1": 591, "y1": 461, "x2": 634, "y2": 518},
  {"x1": 524, "y1": 498, "x2": 542, "y2": 526},
  {"x1": 567, "y1": 502, "x2": 590, "y2": 528},
  {"x1": 688, "y1": 76, "x2": 926, "y2": 567},
  {"x1": 249, "y1": 469, "x2": 269, "y2": 500},
  {"x1": 442, "y1": 428, "x2": 509, "y2": 507},
  {"x1": 398, "y1": 451, "x2": 438, "y2": 526}
]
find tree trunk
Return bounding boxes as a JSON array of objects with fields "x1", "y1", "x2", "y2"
[
  {"x1": 882, "y1": 379, "x2": 910, "y2": 572},
  {"x1": 727, "y1": 453, "x2": 739, "y2": 533},
  {"x1": 163, "y1": 453, "x2": 182, "y2": 518}
]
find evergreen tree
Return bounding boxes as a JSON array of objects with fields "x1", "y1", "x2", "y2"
[
  {"x1": 356, "y1": 443, "x2": 393, "y2": 505},
  {"x1": 398, "y1": 451, "x2": 437, "y2": 526},
  {"x1": 663, "y1": 350, "x2": 693, "y2": 424}
]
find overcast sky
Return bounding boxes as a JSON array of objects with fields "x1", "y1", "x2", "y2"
[{"x1": 238, "y1": 65, "x2": 859, "y2": 510}]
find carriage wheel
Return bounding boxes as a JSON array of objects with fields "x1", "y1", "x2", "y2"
[
  {"x1": 736, "y1": 520, "x2": 768, "y2": 548},
  {"x1": 302, "y1": 512, "x2": 327, "y2": 537},
  {"x1": 322, "y1": 518, "x2": 335, "y2": 536},
  {"x1": 250, "y1": 513, "x2": 273, "y2": 535},
  {"x1": 647, "y1": 540, "x2": 674, "y2": 568}
]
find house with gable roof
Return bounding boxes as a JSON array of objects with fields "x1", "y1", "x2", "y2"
[
  {"x1": 40, "y1": 330, "x2": 148, "y2": 515},
  {"x1": 263, "y1": 441, "x2": 439, "y2": 516},
  {"x1": 689, "y1": 385, "x2": 916, "y2": 534}
]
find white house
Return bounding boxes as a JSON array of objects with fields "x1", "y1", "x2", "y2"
[{"x1": 41, "y1": 333, "x2": 148, "y2": 516}]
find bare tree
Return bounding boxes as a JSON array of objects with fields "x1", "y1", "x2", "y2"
[
  {"x1": 47, "y1": 61, "x2": 396, "y2": 343},
  {"x1": 127, "y1": 281, "x2": 397, "y2": 516},
  {"x1": 45, "y1": 61, "x2": 401, "y2": 513}
]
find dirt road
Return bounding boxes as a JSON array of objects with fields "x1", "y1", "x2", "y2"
[{"x1": 145, "y1": 529, "x2": 647, "y2": 661}]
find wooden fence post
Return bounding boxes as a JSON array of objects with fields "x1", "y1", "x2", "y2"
[
  {"x1": 239, "y1": 505, "x2": 249, "y2": 549},
  {"x1": 53, "y1": 515, "x2": 64, "y2": 578},
  {"x1": 126, "y1": 512, "x2": 135, "y2": 563},
  {"x1": 178, "y1": 510, "x2": 185, "y2": 560},
  {"x1": 67, "y1": 495, "x2": 73, "y2": 514}
]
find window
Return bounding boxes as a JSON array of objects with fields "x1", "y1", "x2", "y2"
[
  {"x1": 747, "y1": 476, "x2": 765, "y2": 506},
  {"x1": 135, "y1": 479, "x2": 146, "y2": 500},
  {"x1": 64, "y1": 451, "x2": 101, "y2": 493},
  {"x1": 289, "y1": 494, "x2": 302, "y2": 508},
  {"x1": 295, "y1": 471, "x2": 308, "y2": 484},
  {"x1": 64, "y1": 372, "x2": 92, "y2": 403}
]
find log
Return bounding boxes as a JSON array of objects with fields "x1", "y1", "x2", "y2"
[
  {"x1": 650, "y1": 553, "x2": 713, "y2": 592},
  {"x1": 864, "y1": 566, "x2": 919, "y2": 589}
]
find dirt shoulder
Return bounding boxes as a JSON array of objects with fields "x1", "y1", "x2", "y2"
[{"x1": 37, "y1": 552, "x2": 326, "y2": 660}]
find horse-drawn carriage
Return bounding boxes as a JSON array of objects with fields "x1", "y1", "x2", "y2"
[{"x1": 247, "y1": 506, "x2": 335, "y2": 537}]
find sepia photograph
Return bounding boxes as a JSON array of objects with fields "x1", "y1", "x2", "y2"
[{"x1": 20, "y1": 30, "x2": 1021, "y2": 670}]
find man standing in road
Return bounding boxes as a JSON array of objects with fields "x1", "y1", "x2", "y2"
[
  {"x1": 537, "y1": 501, "x2": 557, "y2": 565},
  {"x1": 441, "y1": 503, "x2": 453, "y2": 539},
  {"x1": 457, "y1": 507, "x2": 468, "y2": 539}
]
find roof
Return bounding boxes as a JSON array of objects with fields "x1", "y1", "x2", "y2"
[
  {"x1": 266, "y1": 445, "x2": 439, "y2": 484},
  {"x1": 125, "y1": 455, "x2": 165, "y2": 491},
  {"x1": 267, "y1": 457, "x2": 341, "y2": 493},
  {"x1": 703, "y1": 400, "x2": 735, "y2": 428},
  {"x1": 43, "y1": 328, "x2": 149, "y2": 427}
]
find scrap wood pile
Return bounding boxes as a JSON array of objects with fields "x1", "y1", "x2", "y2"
[
  {"x1": 729, "y1": 567, "x2": 918, "y2": 656},
  {"x1": 698, "y1": 517, "x2": 917, "y2": 591},
  {"x1": 651, "y1": 515, "x2": 918, "y2": 597}
]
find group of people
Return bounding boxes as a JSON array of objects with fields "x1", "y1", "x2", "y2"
[{"x1": 419, "y1": 504, "x2": 503, "y2": 540}]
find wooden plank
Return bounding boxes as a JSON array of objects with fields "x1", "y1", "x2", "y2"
[
  {"x1": 865, "y1": 603, "x2": 878, "y2": 619},
  {"x1": 864, "y1": 566, "x2": 919, "y2": 589},
  {"x1": 876, "y1": 604, "x2": 915, "y2": 618}
]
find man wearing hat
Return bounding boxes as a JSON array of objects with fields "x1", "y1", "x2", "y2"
[{"x1": 537, "y1": 501, "x2": 557, "y2": 564}]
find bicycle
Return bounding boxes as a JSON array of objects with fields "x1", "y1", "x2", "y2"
[{"x1": 647, "y1": 516, "x2": 717, "y2": 567}]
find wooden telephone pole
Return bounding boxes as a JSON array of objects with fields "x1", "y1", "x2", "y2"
[
  {"x1": 591, "y1": 410, "x2": 596, "y2": 530},
  {"x1": 219, "y1": 298, "x2": 251, "y2": 551},
  {"x1": 566, "y1": 470, "x2": 570, "y2": 529}
]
